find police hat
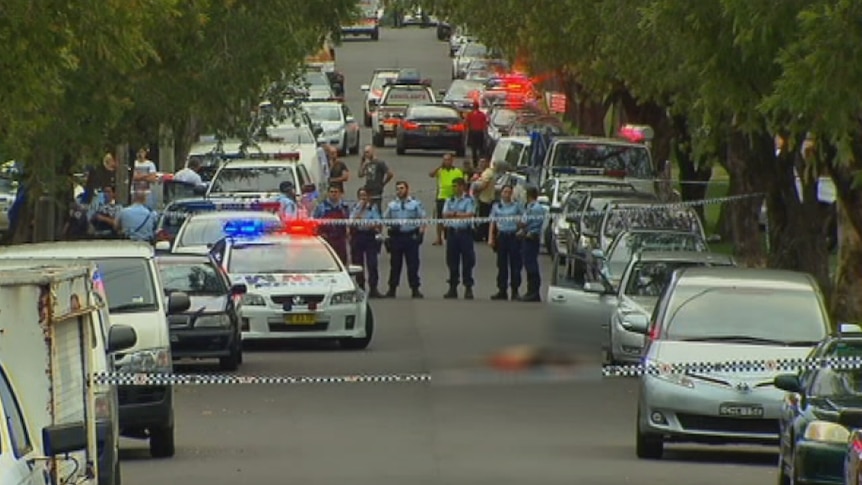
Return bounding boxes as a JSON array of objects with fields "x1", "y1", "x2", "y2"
[{"x1": 279, "y1": 181, "x2": 295, "y2": 193}]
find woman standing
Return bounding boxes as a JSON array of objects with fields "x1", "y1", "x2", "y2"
[
  {"x1": 488, "y1": 185, "x2": 524, "y2": 300},
  {"x1": 349, "y1": 187, "x2": 384, "y2": 298}
]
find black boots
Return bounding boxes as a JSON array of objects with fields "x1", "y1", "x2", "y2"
[
  {"x1": 444, "y1": 285, "x2": 473, "y2": 299},
  {"x1": 491, "y1": 289, "x2": 507, "y2": 300},
  {"x1": 385, "y1": 286, "x2": 423, "y2": 298},
  {"x1": 518, "y1": 274, "x2": 541, "y2": 302}
]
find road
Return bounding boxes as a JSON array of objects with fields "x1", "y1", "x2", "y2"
[{"x1": 122, "y1": 27, "x2": 777, "y2": 485}]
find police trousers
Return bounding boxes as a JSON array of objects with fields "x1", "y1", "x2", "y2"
[
  {"x1": 325, "y1": 235, "x2": 348, "y2": 265},
  {"x1": 446, "y1": 228, "x2": 475, "y2": 287},
  {"x1": 495, "y1": 232, "x2": 522, "y2": 291},
  {"x1": 521, "y1": 235, "x2": 541, "y2": 291},
  {"x1": 388, "y1": 232, "x2": 421, "y2": 289},
  {"x1": 350, "y1": 231, "x2": 379, "y2": 290}
]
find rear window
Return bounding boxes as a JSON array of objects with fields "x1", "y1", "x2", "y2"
[
  {"x1": 445, "y1": 81, "x2": 483, "y2": 100},
  {"x1": 491, "y1": 110, "x2": 518, "y2": 127},
  {"x1": 609, "y1": 232, "x2": 707, "y2": 264},
  {"x1": 158, "y1": 261, "x2": 227, "y2": 295},
  {"x1": 210, "y1": 166, "x2": 298, "y2": 195},
  {"x1": 383, "y1": 87, "x2": 432, "y2": 104},
  {"x1": 95, "y1": 258, "x2": 159, "y2": 313},
  {"x1": 227, "y1": 241, "x2": 341, "y2": 274},
  {"x1": 603, "y1": 207, "x2": 702, "y2": 240},
  {"x1": 461, "y1": 43, "x2": 487, "y2": 57},
  {"x1": 625, "y1": 261, "x2": 712, "y2": 297},
  {"x1": 551, "y1": 142, "x2": 654, "y2": 178},
  {"x1": 371, "y1": 72, "x2": 399, "y2": 91},
  {"x1": 408, "y1": 106, "x2": 459, "y2": 120}
]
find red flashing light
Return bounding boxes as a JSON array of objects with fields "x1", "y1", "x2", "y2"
[
  {"x1": 448, "y1": 123, "x2": 465, "y2": 132},
  {"x1": 161, "y1": 173, "x2": 174, "y2": 181},
  {"x1": 853, "y1": 438, "x2": 862, "y2": 454},
  {"x1": 402, "y1": 121, "x2": 419, "y2": 130},
  {"x1": 604, "y1": 169, "x2": 626, "y2": 178},
  {"x1": 649, "y1": 324, "x2": 660, "y2": 341},
  {"x1": 281, "y1": 219, "x2": 319, "y2": 236},
  {"x1": 274, "y1": 152, "x2": 300, "y2": 161}
]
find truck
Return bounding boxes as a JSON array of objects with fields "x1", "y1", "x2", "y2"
[{"x1": 0, "y1": 265, "x2": 104, "y2": 485}]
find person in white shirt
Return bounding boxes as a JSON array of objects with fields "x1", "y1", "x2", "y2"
[
  {"x1": 174, "y1": 159, "x2": 204, "y2": 186},
  {"x1": 316, "y1": 143, "x2": 331, "y2": 192},
  {"x1": 133, "y1": 147, "x2": 158, "y2": 208}
]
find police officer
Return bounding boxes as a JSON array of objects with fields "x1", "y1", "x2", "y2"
[
  {"x1": 275, "y1": 181, "x2": 298, "y2": 220},
  {"x1": 442, "y1": 178, "x2": 476, "y2": 299},
  {"x1": 350, "y1": 187, "x2": 384, "y2": 298},
  {"x1": 383, "y1": 180, "x2": 426, "y2": 299},
  {"x1": 313, "y1": 184, "x2": 350, "y2": 264},
  {"x1": 517, "y1": 186, "x2": 548, "y2": 302},
  {"x1": 114, "y1": 190, "x2": 157, "y2": 242},
  {"x1": 488, "y1": 184, "x2": 524, "y2": 300}
]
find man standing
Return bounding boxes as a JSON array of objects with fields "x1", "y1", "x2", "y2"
[
  {"x1": 274, "y1": 181, "x2": 298, "y2": 220},
  {"x1": 358, "y1": 145, "x2": 393, "y2": 212},
  {"x1": 132, "y1": 147, "x2": 158, "y2": 208},
  {"x1": 327, "y1": 145, "x2": 350, "y2": 191},
  {"x1": 465, "y1": 101, "x2": 488, "y2": 166},
  {"x1": 517, "y1": 186, "x2": 548, "y2": 302},
  {"x1": 349, "y1": 187, "x2": 384, "y2": 298},
  {"x1": 428, "y1": 153, "x2": 462, "y2": 246},
  {"x1": 382, "y1": 181, "x2": 426, "y2": 299},
  {"x1": 174, "y1": 159, "x2": 204, "y2": 186},
  {"x1": 442, "y1": 178, "x2": 477, "y2": 299},
  {"x1": 114, "y1": 191, "x2": 157, "y2": 242},
  {"x1": 470, "y1": 158, "x2": 497, "y2": 242},
  {"x1": 488, "y1": 184, "x2": 524, "y2": 300},
  {"x1": 313, "y1": 184, "x2": 351, "y2": 264},
  {"x1": 316, "y1": 143, "x2": 331, "y2": 193}
]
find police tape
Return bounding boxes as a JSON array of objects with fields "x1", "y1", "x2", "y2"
[
  {"x1": 90, "y1": 355, "x2": 861, "y2": 386},
  {"x1": 155, "y1": 192, "x2": 763, "y2": 226}
]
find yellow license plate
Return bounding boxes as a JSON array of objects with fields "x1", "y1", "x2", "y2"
[
  {"x1": 286, "y1": 314, "x2": 316, "y2": 325},
  {"x1": 427, "y1": 126, "x2": 440, "y2": 132}
]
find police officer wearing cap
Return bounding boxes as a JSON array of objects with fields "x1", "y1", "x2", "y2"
[
  {"x1": 383, "y1": 180, "x2": 426, "y2": 299},
  {"x1": 275, "y1": 181, "x2": 298, "y2": 219},
  {"x1": 349, "y1": 187, "x2": 384, "y2": 298},
  {"x1": 517, "y1": 185, "x2": 548, "y2": 302},
  {"x1": 313, "y1": 184, "x2": 350, "y2": 264},
  {"x1": 488, "y1": 184, "x2": 524, "y2": 300},
  {"x1": 442, "y1": 177, "x2": 477, "y2": 299}
]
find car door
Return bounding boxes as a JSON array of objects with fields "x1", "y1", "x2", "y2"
[{"x1": 0, "y1": 366, "x2": 46, "y2": 485}]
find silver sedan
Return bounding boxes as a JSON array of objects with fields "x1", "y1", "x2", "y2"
[{"x1": 301, "y1": 101, "x2": 361, "y2": 156}]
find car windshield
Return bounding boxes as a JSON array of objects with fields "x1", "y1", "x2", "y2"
[
  {"x1": 491, "y1": 109, "x2": 518, "y2": 127},
  {"x1": 408, "y1": 106, "x2": 459, "y2": 120},
  {"x1": 383, "y1": 86, "x2": 432, "y2": 105},
  {"x1": 210, "y1": 167, "x2": 298, "y2": 194},
  {"x1": 604, "y1": 207, "x2": 701, "y2": 240},
  {"x1": 304, "y1": 104, "x2": 342, "y2": 122},
  {"x1": 178, "y1": 216, "x2": 279, "y2": 247},
  {"x1": 665, "y1": 287, "x2": 827, "y2": 343},
  {"x1": 609, "y1": 232, "x2": 707, "y2": 264},
  {"x1": 258, "y1": 125, "x2": 316, "y2": 144},
  {"x1": 95, "y1": 258, "x2": 159, "y2": 313},
  {"x1": 461, "y1": 43, "x2": 487, "y2": 57},
  {"x1": 445, "y1": 81, "x2": 483, "y2": 101},
  {"x1": 624, "y1": 261, "x2": 712, "y2": 297},
  {"x1": 371, "y1": 72, "x2": 399, "y2": 91},
  {"x1": 158, "y1": 261, "x2": 227, "y2": 295},
  {"x1": 227, "y1": 241, "x2": 341, "y2": 274},
  {"x1": 552, "y1": 142, "x2": 654, "y2": 178},
  {"x1": 809, "y1": 368, "x2": 862, "y2": 398},
  {"x1": 302, "y1": 71, "x2": 330, "y2": 87}
]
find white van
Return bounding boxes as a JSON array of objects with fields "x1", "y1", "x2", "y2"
[{"x1": 0, "y1": 241, "x2": 191, "y2": 459}]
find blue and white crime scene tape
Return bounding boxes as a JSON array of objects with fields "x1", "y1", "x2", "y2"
[{"x1": 91, "y1": 356, "x2": 862, "y2": 386}]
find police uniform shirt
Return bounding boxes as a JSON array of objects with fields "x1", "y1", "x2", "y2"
[
  {"x1": 117, "y1": 203, "x2": 156, "y2": 241},
  {"x1": 274, "y1": 194, "x2": 298, "y2": 218},
  {"x1": 312, "y1": 199, "x2": 349, "y2": 219},
  {"x1": 442, "y1": 194, "x2": 475, "y2": 229},
  {"x1": 350, "y1": 203, "x2": 382, "y2": 231},
  {"x1": 490, "y1": 200, "x2": 523, "y2": 233},
  {"x1": 521, "y1": 201, "x2": 547, "y2": 236},
  {"x1": 384, "y1": 197, "x2": 426, "y2": 233}
]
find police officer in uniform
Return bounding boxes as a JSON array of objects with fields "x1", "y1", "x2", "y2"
[
  {"x1": 488, "y1": 184, "x2": 524, "y2": 300},
  {"x1": 350, "y1": 187, "x2": 384, "y2": 298},
  {"x1": 275, "y1": 181, "x2": 298, "y2": 220},
  {"x1": 442, "y1": 178, "x2": 476, "y2": 299},
  {"x1": 383, "y1": 181, "x2": 426, "y2": 299},
  {"x1": 313, "y1": 184, "x2": 350, "y2": 264},
  {"x1": 517, "y1": 186, "x2": 548, "y2": 302}
]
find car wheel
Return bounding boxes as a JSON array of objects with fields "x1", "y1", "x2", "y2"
[
  {"x1": 371, "y1": 30, "x2": 379, "y2": 41},
  {"x1": 340, "y1": 305, "x2": 374, "y2": 350},
  {"x1": 396, "y1": 141, "x2": 406, "y2": 155},
  {"x1": 372, "y1": 132, "x2": 384, "y2": 147},
  {"x1": 149, "y1": 424, "x2": 175, "y2": 458},
  {"x1": 363, "y1": 110, "x2": 371, "y2": 127},
  {"x1": 338, "y1": 134, "x2": 348, "y2": 156},
  {"x1": 219, "y1": 343, "x2": 240, "y2": 371},
  {"x1": 635, "y1": 410, "x2": 663, "y2": 459}
]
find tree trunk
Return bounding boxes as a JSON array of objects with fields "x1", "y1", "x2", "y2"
[
  {"x1": 824, "y1": 133, "x2": 862, "y2": 238},
  {"x1": 670, "y1": 115, "x2": 712, "y2": 225},
  {"x1": 832, "y1": 199, "x2": 862, "y2": 323},
  {"x1": 558, "y1": 72, "x2": 605, "y2": 136},
  {"x1": 722, "y1": 130, "x2": 768, "y2": 266}
]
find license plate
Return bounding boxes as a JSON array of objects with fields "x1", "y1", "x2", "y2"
[
  {"x1": 719, "y1": 403, "x2": 764, "y2": 418},
  {"x1": 426, "y1": 126, "x2": 440, "y2": 133},
  {"x1": 286, "y1": 313, "x2": 316, "y2": 325}
]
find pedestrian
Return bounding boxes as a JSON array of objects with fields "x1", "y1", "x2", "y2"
[
  {"x1": 327, "y1": 145, "x2": 350, "y2": 192},
  {"x1": 312, "y1": 184, "x2": 351, "y2": 264},
  {"x1": 274, "y1": 181, "x2": 298, "y2": 220},
  {"x1": 429, "y1": 153, "x2": 463, "y2": 246},
  {"x1": 90, "y1": 185, "x2": 123, "y2": 239},
  {"x1": 382, "y1": 181, "x2": 426, "y2": 299},
  {"x1": 83, "y1": 153, "x2": 117, "y2": 204},
  {"x1": 132, "y1": 147, "x2": 158, "y2": 209},
  {"x1": 174, "y1": 159, "x2": 205, "y2": 186},
  {"x1": 316, "y1": 143, "x2": 331, "y2": 193},
  {"x1": 349, "y1": 187, "x2": 384, "y2": 298},
  {"x1": 488, "y1": 185, "x2": 524, "y2": 300},
  {"x1": 461, "y1": 158, "x2": 476, "y2": 183},
  {"x1": 114, "y1": 190, "x2": 157, "y2": 242},
  {"x1": 358, "y1": 145, "x2": 393, "y2": 212},
  {"x1": 517, "y1": 186, "x2": 548, "y2": 302},
  {"x1": 470, "y1": 158, "x2": 497, "y2": 242},
  {"x1": 465, "y1": 101, "x2": 488, "y2": 166},
  {"x1": 442, "y1": 178, "x2": 477, "y2": 299}
]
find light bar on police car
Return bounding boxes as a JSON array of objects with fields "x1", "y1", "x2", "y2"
[
  {"x1": 244, "y1": 152, "x2": 300, "y2": 161},
  {"x1": 222, "y1": 219, "x2": 319, "y2": 238},
  {"x1": 618, "y1": 124, "x2": 655, "y2": 143},
  {"x1": 179, "y1": 200, "x2": 282, "y2": 213}
]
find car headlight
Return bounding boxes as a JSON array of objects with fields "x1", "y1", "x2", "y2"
[
  {"x1": 804, "y1": 421, "x2": 850, "y2": 443},
  {"x1": 331, "y1": 290, "x2": 362, "y2": 305},
  {"x1": 195, "y1": 314, "x2": 231, "y2": 328},
  {"x1": 117, "y1": 347, "x2": 171, "y2": 374},
  {"x1": 242, "y1": 293, "x2": 266, "y2": 306},
  {"x1": 645, "y1": 360, "x2": 695, "y2": 388},
  {"x1": 94, "y1": 391, "x2": 113, "y2": 421}
]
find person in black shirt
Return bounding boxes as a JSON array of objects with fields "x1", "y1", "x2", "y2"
[
  {"x1": 327, "y1": 145, "x2": 349, "y2": 191},
  {"x1": 83, "y1": 154, "x2": 118, "y2": 204},
  {"x1": 358, "y1": 145, "x2": 394, "y2": 212}
]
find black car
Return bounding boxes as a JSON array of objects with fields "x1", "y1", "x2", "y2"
[
  {"x1": 395, "y1": 103, "x2": 466, "y2": 156},
  {"x1": 439, "y1": 79, "x2": 485, "y2": 113},
  {"x1": 155, "y1": 254, "x2": 247, "y2": 371}
]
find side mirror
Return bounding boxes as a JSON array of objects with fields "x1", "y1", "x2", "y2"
[
  {"x1": 166, "y1": 291, "x2": 191, "y2": 315},
  {"x1": 360, "y1": 84, "x2": 370, "y2": 92},
  {"x1": 839, "y1": 409, "x2": 862, "y2": 430},
  {"x1": 107, "y1": 324, "x2": 137, "y2": 353},
  {"x1": 773, "y1": 374, "x2": 803, "y2": 393},
  {"x1": 230, "y1": 283, "x2": 248, "y2": 296},
  {"x1": 154, "y1": 241, "x2": 171, "y2": 252},
  {"x1": 583, "y1": 282, "x2": 605, "y2": 294},
  {"x1": 345, "y1": 115, "x2": 355, "y2": 123},
  {"x1": 438, "y1": 89, "x2": 447, "y2": 97},
  {"x1": 43, "y1": 422, "x2": 87, "y2": 456},
  {"x1": 620, "y1": 314, "x2": 650, "y2": 334},
  {"x1": 840, "y1": 323, "x2": 862, "y2": 334},
  {"x1": 347, "y1": 265, "x2": 363, "y2": 276},
  {"x1": 536, "y1": 195, "x2": 550, "y2": 205},
  {"x1": 192, "y1": 185, "x2": 207, "y2": 196}
]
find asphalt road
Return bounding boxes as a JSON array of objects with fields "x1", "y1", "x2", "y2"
[{"x1": 122, "y1": 27, "x2": 777, "y2": 485}]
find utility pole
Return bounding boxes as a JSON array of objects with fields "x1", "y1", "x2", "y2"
[{"x1": 115, "y1": 143, "x2": 130, "y2": 205}]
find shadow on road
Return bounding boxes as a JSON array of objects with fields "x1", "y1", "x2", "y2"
[{"x1": 662, "y1": 446, "x2": 777, "y2": 466}]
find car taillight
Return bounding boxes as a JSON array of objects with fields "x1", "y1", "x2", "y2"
[
  {"x1": 448, "y1": 123, "x2": 465, "y2": 132},
  {"x1": 402, "y1": 121, "x2": 419, "y2": 130}
]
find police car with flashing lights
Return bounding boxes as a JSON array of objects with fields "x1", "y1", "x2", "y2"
[
  {"x1": 206, "y1": 219, "x2": 374, "y2": 349},
  {"x1": 371, "y1": 75, "x2": 436, "y2": 148}
]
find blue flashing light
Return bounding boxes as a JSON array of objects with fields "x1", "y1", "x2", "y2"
[{"x1": 223, "y1": 219, "x2": 274, "y2": 239}]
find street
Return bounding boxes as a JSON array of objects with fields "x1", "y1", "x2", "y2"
[{"x1": 122, "y1": 27, "x2": 776, "y2": 485}]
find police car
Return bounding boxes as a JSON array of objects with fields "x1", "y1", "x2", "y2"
[
  {"x1": 370, "y1": 74, "x2": 436, "y2": 147},
  {"x1": 206, "y1": 155, "x2": 316, "y2": 200},
  {"x1": 207, "y1": 219, "x2": 374, "y2": 349}
]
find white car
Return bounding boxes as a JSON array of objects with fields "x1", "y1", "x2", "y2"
[
  {"x1": 360, "y1": 68, "x2": 401, "y2": 126},
  {"x1": 207, "y1": 224, "x2": 374, "y2": 349},
  {"x1": 452, "y1": 42, "x2": 488, "y2": 79},
  {"x1": 207, "y1": 158, "x2": 316, "y2": 200},
  {"x1": 166, "y1": 210, "x2": 282, "y2": 255},
  {"x1": 301, "y1": 101, "x2": 361, "y2": 155}
]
